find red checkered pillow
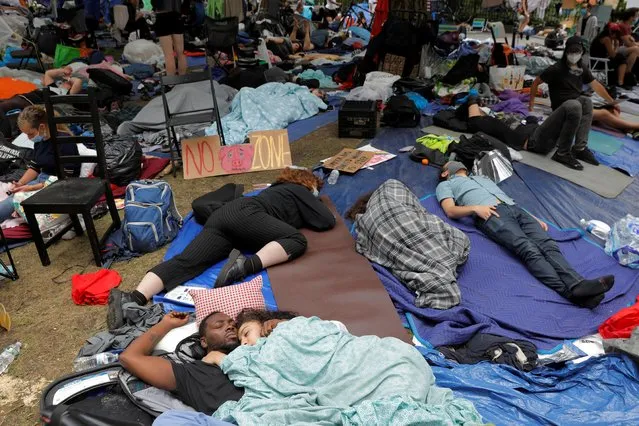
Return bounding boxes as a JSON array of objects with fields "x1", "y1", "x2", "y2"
[{"x1": 189, "y1": 276, "x2": 265, "y2": 322}]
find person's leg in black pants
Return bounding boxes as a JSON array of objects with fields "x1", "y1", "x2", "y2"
[{"x1": 476, "y1": 204, "x2": 575, "y2": 298}]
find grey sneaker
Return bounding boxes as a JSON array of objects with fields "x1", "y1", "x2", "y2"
[{"x1": 107, "y1": 289, "x2": 133, "y2": 331}]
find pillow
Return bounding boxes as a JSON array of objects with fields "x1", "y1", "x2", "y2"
[{"x1": 190, "y1": 276, "x2": 265, "y2": 323}]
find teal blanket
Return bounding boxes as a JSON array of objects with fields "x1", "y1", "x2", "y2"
[{"x1": 214, "y1": 317, "x2": 483, "y2": 425}]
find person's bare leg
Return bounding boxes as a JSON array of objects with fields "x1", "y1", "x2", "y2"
[
  {"x1": 172, "y1": 33, "x2": 187, "y2": 75},
  {"x1": 618, "y1": 63, "x2": 628, "y2": 86},
  {"x1": 625, "y1": 47, "x2": 639, "y2": 74},
  {"x1": 159, "y1": 35, "x2": 176, "y2": 76},
  {"x1": 255, "y1": 241, "x2": 289, "y2": 267},
  {"x1": 69, "y1": 78, "x2": 84, "y2": 94},
  {"x1": 593, "y1": 108, "x2": 639, "y2": 131},
  {"x1": 136, "y1": 272, "x2": 165, "y2": 300}
]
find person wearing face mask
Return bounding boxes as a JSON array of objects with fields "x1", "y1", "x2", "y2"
[
  {"x1": 0, "y1": 105, "x2": 79, "y2": 223},
  {"x1": 107, "y1": 168, "x2": 336, "y2": 329},
  {"x1": 529, "y1": 36, "x2": 616, "y2": 170}
]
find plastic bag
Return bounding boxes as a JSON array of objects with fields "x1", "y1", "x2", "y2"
[
  {"x1": 122, "y1": 39, "x2": 165, "y2": 67},
  {"x1": 489, "y1": 65, "x2": 526, "y2": 92},
  {"x1": 94, "y1": 136, "x2": 142, "y2": 187},
  {"x1": 605, "y1": 214, "x2": 639, "y2": 269},
  {"x1": 472, "y1": 149, "x2": 513, "y2": 183}
]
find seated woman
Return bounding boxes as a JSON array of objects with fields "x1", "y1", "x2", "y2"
[
  {"x1": 590, "y1": 22, "x2": 635, "y2": 88},
  {"x1": 107, "y1": 168, "x2": 336, "y2": 330},
  {"x1": 0, "y1": 106, "x2": 79, "y2": 223}
]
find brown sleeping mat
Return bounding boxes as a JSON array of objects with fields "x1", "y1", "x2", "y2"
[{"x1": 268, "y1": 197, "x2": 410, "y2": 343}]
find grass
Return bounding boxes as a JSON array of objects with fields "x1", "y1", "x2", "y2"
[{"x1": 0, "y1": 121, "x2": 363, "y2": 425}]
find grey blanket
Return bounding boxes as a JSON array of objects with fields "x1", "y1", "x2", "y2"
[
  {"x1": 604, "y1": 328, "x2": 639, "y2": 363},
  {"x1": 354, "y1": 179, "x2": 470, "y2": 310},
  {"x1": 117, "y1": 80, "x2": 237, "y2": 135},
  {"x1": 78, "y1": 302, "x2": 165, "y2": 356}
]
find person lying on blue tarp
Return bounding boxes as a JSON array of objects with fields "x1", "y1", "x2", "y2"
[
  {"x1": 153, "y1": 312, "x2": 483, "y2": 426},
  {"x1": 436, "y1": 161, "x2": 615, "y2": 308}
]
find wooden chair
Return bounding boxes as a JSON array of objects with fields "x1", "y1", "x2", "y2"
[
  {"x1": 160, "y1": 69, "x2": 226, "y2": 177},
  {"x1": 20, "y1": 88, "x2": 121, "y2": 267}
]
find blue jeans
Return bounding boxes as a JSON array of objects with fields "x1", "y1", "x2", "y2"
[
  {"x1": 153, "y1": 411, "x2": 235, "y2": 426},
  {"x1": 0, "y1": 173, "x2": 50, "y2": 223},
  {"x1": 476, "y1": 204, "x2": 583, "y2": 298}
]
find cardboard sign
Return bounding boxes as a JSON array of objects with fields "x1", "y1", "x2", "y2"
[
  {"x1": 182, "y1": 129, "x2": 292, "y2": 179},
  {"x1": 323, "y1": 148, "x2": 375, "y2": 174}
]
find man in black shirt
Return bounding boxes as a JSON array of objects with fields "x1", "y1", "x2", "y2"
[
  {"x1": 120, "y1": 311, "x2": 244, "y2": 415},
  {"x1": 529, "y1": 36, "x2": 617, "y2": 170}
]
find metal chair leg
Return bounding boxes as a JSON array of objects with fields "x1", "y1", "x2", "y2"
[
  {"x1": 170, "y1": 126, "x2": 181, "y2": 177},
  {"x1": 0, "y1": 227, "x2": 18, "y2": 280},
  {"x1": 24, "y1": 210, "x2": 50, "y2": 266},
  {"x1": 82, "y1": 212, "x2": 102, "y2": 267}
]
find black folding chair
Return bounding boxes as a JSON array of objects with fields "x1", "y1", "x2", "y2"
[
  {"x1": 160, "y1": 69, "x2": 226, "y2": 177},
  {"x1": 205, "y1": 16, "x2": 239, "y2": 74},
  {"x1": 11, "y1": 25, "x2": 46, "y2": 73},
  {"x1": 20, "y1": 88, "x2": 121, "y2": 267},
  {"x1": 0, "y1": 227, "x2": 18, "y2": 281}
]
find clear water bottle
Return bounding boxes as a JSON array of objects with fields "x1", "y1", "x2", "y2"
[
  {"x1": 327, "y1": 169, "x2": 340, "y2": 185},
  {"x1": 579, "y1": 219, "x2": 611, "y2": 241},
  {"x1": 0, "y1": 342, "x2": 21, "y2": 375},
  {"x1": 73, "y1": 352, "x2": 119, "y2": 372}
]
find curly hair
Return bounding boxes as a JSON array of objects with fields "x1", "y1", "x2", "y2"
[
  {"x1": 344, "y1": 191, "x2": 374, "y2": 221},
  {"x1": 273, "y1": 168, "x2": 323, "y2": 192},
  {"x1": 235, "y1": 308, "x2": 298, "y2": 329}
]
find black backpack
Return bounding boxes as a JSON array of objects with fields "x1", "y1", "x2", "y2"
[
  {"x1": 448, "y1": 132, "x2": 512, "y2": 170},
  {"x1": 382, "y1": 95, "x2": 420, "y2": 128}
]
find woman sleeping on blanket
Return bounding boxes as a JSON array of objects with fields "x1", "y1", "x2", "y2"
[
  {"x1": 107, "y1": 168, "x2": 336, "y2": 330},
  {"x1": 155, "y1": 311, "x2": 484, "y2": 425}
]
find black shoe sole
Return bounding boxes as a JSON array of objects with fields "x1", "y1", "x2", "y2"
[
  {"x1": 215, "y1": 249, "x2": 241, "y2": 288},
  {"x1": 107, "y1": 289, "x2": 124, "y2": 331},
  {"x1": 551, "y1": 154, "x2": 583, "y2": 170}
]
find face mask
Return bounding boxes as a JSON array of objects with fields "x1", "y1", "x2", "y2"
[
  {"x1": 32, "y1": 135, "x2": 44, "y2": 143},
  {"x1": 567, "y1": 53, "x2": 582, "y2": 64},
  {"x1": 312, "y1": 188, "x2": 319, "y2": 197}
]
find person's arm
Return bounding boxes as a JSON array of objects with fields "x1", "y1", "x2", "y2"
[
  {"x1": 266, "y1": 36, "x2": 286, "y2": 44},
  {"x1": 290, "y1": 19, "x2": 299, "y2": 40},
  {"x1": 528, "y1": 76, "x2": 542, "y2": 111},
  {"x1": 298, "y1": 191, "x2": 336, "y2": 231},
  {"x1": 602, "y1": 37, "x2": 616, "y2": 58},
  {"x1": 302, "y1": 21, "x2": 314, "y2": 51},
  {"x1": 119, "y1": 312, "x2": 189, "y2": 391},
  {"x1": 43, "y1": 67, "x2": 71, "y2": 86},
  {"x1": 440, "y1": 198, "x2": 499, "y2": 220},
  {"x1": 622, "y1": 34, "x2": 635, "y2": 48},
  {"x1": 201, "y1": 351, "x2": 226, "y2": 366},
  {"x1": 13, "y1": 168, "x2": 39, "y2": 189},
  {"x1": 11, "y1": 182, "x2": 45, "y2": 193}
]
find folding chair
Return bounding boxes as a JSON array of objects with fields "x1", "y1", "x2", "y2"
[
  {"x1": 160, "y1": 69, "x2": 226, "y2": 177},
  {"x1": 205, "y1": 16, "x2": 239, "y2": 73},
  {"x1": 471, "y1": 18, "x2": 486, "y2": 32},
  {"x1": 589, "y1": 56, "x2": 609, "y2": 86},
  {"x1": 11, "y1": 26, "x2": 46, "y2": 73},
  {"x1": 20, "y1": 88, "x2": 121, "y2": 267},
  {"x1": 487, "y1": 21, "x2": 509, "y2": 45}
]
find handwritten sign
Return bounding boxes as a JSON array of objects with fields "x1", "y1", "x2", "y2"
[
  {"x1": 182, "y1": 130, "x2": 292, "y2": 179},
  {"x1": 323, "y1": 148, "x2": 375, "y2": 174}
]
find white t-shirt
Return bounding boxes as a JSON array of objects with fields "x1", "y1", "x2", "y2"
[{"x1": 325, "y1": 0, "x2": 340, "y2": 10}]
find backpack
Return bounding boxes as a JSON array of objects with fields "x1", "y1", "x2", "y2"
[
  {"x1": 382, "y1": 95, "x2": 420, "y2": 128},
  {"x1": 448, "y1": 132, "x2": 512, "y2": 170},
  {"x1": 123, "y1": 180, "x2": 182, "y2": 253}
]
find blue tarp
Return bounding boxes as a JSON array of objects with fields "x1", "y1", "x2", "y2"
[
  {"x1": 421, "y1": 347, "x2": 639, "y2": 426},
  {"x1": 372, "y1": 196, "x2": 639, "y2": 350}
]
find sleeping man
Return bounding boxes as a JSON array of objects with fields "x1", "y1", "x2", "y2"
[{"x1": 436, "y1": 161, "x2": 614, "y2": 308}]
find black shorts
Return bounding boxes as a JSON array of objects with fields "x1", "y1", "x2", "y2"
[{"x1": 153, "y1": 11, "x2": 184, "y2": 37}]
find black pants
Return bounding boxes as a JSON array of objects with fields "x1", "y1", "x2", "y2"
[
  {"x1": 468, "y1": 116, "x2": 520, "y2": 148},
  {"x1": 150, "y1": 198, "x2": 307, "y2": 291},
  {"x1": 476, "y1": 204, "x2": 583, "y2": 298}
]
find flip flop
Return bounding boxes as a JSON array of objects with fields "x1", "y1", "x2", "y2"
[{"x1": 0, "y1": 303, "x2": 11, "y2": 332}]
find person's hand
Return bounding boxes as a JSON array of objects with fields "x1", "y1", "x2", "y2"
[
  {"x1": 63, "y1": 66, "x2": 72, "y2": 77},
  {"x1": 473, "y1": 205, "x2": 500, "y2": 220},
  {"x1": 10, "y1": 184, "x2": 29, "y2": 193},
  {"x1": 261, "y1": 319, "x2": 287, "y2": 337},
  {"x1": 160, "y1": 311, "x2": 190, "y2": 328},
  {"x1": 537, "y1": 219, "x2": 548, "y2": 232},
  {"x1": 202, "y1": 351, "x2": 226, "y2": 366}
]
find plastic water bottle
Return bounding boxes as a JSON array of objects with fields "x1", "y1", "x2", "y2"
[
  {"x1": 579, "y1": 219, "x2": 611, "y2": 241},
  {"x1": 73, "y1": 352, "x2": 119, "y2": 372},
  {"x1": 327, "y1": 169, "x2": 340, "y2": 185},
  {"x1": 0, "y1": 342, "x2": 21, "y2": 375}
]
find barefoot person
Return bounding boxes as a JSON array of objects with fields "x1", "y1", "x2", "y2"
[{"x1": 108, "y1": 168, "x2": 335, "y2": 329}]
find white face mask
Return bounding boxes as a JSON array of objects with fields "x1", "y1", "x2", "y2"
[{"x1": 567, "y1": 53, "x2": 582, "y2": 64}]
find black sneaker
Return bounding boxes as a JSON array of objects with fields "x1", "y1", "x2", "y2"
[
  {"x1": 573, "y1": 147, "x2": 599, "y2": 166},
  {"x1": 214, "y1": 249, "x2": 248, "y2": 288},
  {"x1": 107, "y1": 289, "x2": 132, "y2": 331},
  {"x1": 551, "y1": 151, "x2": 584, "y2": 170}
]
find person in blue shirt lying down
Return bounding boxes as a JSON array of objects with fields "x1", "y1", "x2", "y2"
[{"x1": 436, "y1": 160, "x2": 614, "y2": 308}]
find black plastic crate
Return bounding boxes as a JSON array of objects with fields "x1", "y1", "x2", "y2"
[{"x1": 338, "y1": 100, "x2": 378, "y2": 138}]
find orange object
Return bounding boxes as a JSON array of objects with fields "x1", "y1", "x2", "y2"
[
  {"x1": 421, "y1": 158, "x2": 429, "y2": 165},
  {"x1": 0, "y1": 78, "x2": 37, "y2": 100}
]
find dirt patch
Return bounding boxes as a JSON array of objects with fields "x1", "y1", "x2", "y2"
[{"x1": 0, "y1": 120, "x2": 362, "y2": 425}]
